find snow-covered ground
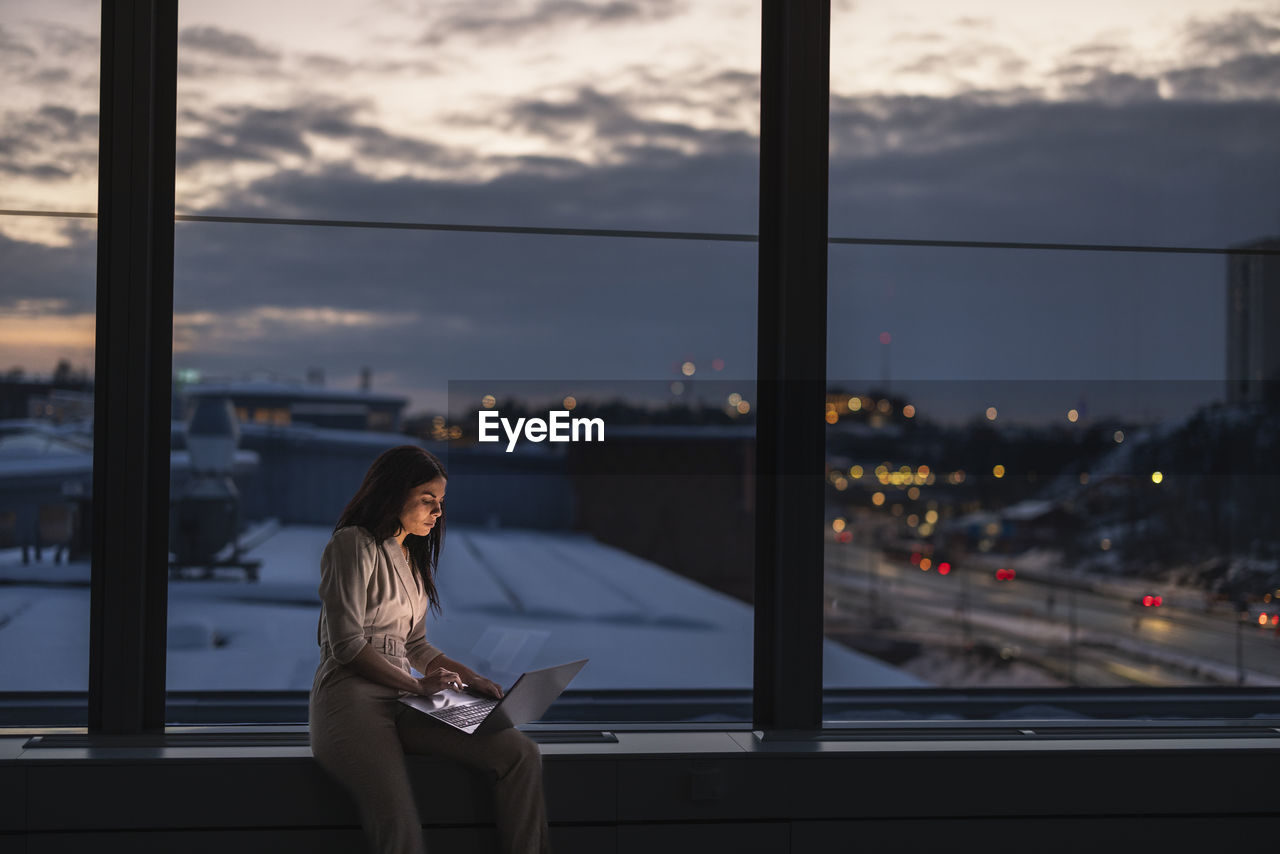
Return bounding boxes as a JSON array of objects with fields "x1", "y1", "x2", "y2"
[{"x1": 0, "y1": 524, "x2": 923, "y2": 692}]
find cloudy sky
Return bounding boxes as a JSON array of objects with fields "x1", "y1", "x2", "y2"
[{"x1": 1, "y1": 0, "x2": 1278, "y2": 421}]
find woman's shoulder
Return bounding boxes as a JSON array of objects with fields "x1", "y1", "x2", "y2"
[{"x1": 327, "y1": 525, "x2": 381, "y2": 553}]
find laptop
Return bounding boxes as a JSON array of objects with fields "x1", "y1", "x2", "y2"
[{"x1": 398, "y1": 659, "x2": 588, "y2": 735}]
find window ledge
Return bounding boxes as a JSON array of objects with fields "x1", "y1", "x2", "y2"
[{"x1": 1, "y1": 726, "x2": 1278, "y2": 840}]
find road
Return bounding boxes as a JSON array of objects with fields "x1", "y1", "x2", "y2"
[{"x1": 824, "y1": 537, "x2": 1280, "y2": 687}]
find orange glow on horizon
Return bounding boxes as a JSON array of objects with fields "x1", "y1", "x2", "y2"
[{"x1": 0, "y1": 311, "x2": 96, "y2": 368}]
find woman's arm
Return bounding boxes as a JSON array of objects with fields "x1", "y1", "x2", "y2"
[
  {"x1": 346, "y1": 643, "x2": 423, "y2": 693},
  {"x1": 318, "y1": 528, "x2": 376, "y2": 665},
  {"x1": 428, "y1": 654, "x2": 476, "y2": 682},
  {"x1": 348, "y1": 645, "x2": 465, "y2": 695},
  {"x1": 427, "y1": 654, "x2": 504, "y2": 699}
]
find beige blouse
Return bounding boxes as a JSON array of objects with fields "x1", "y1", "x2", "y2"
[{"x1": 313, "y1": 525, "x2": 445, "y2": 692}]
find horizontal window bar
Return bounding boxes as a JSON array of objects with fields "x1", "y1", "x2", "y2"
[
  {"x1": 6, "y1": 689, "x2": 1280, "y2": 728},
  {"x1": 4, "y1": 208, "x2": 1278, "y2": 256},
  {"x1": 760, "y1": 723, "x2": 1280, "y2": 742}
]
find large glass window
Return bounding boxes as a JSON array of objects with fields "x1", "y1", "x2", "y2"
[
  {"x1": 0, "y1": 0, "x2": 99, "y2": 724},
  {"x1": 824, "y1": 0, "x2": 1280, "y2": 719},
  {"x1": 167, "y1": 1, "x2": 760, "y2": 724},
  {"x1": 9, "y1": 0, "x2": 1271, "y2": 731}
]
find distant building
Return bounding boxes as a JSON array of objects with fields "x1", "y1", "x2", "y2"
[
  {"x1": 181, "y1": 380, "x2": 407, "y2": 432},
  {"x1": 0, "y1": 379, "x2": 93, "y2": 423},
  {"x1": 566, "y1": 425, "x2": 756, "y2": 604},
  {"x1": 1226, "y1": 237, "x2": 1280, "y2": 403}
]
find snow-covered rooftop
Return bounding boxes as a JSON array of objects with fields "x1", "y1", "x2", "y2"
[{"x1": 0, "y1": 524, "x2": 923, "y2": 693}]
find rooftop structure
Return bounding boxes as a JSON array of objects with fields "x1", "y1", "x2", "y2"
[
  {"x1": 1226, "y1": 237, "x2": 1280, "y2": 404},
  {"x1": 181, "y1": 380, "x2": 408, "y2": 432}
]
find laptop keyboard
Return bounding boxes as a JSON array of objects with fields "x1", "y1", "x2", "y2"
[{"x1": 432, "y1": 699, "x2": 499, "y2": 728}]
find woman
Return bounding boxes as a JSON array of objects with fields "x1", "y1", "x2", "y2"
[{"x1": 309, "y1": 445, "x2": 551, "y2": 854}]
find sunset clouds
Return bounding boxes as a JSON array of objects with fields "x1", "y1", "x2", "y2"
[{"x1": 1, "y1": 0, "x2": 1277, "y2": 414}]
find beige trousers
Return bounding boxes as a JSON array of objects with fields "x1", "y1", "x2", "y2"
[{"x1": 309, "y1": 671, "x2": 552, "y2": 854}]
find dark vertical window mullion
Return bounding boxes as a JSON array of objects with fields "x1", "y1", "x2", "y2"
[
  {"x1": 754, "y1": 0, "x2": 831, "y2": 731},
  {"x1": 89, "y1": 0, "x2": 177, "y2": 734}
]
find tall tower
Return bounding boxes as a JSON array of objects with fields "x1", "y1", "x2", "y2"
[{"x1": 1226, "y1": 237, "x2": 1280, "y2": 403}]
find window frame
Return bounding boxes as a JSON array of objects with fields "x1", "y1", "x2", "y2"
[
  {"x1": 75, "y1": 0, "x2": 1280, "y2": 735},
  {"x1": 89, "y1": 0, "x2": 178, "y2": 734},
  {"x1": 83, "y1": 0, "x2": 831, "y2": 734}
]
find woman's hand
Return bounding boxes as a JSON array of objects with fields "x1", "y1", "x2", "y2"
[
  {"x1": 467, "y1": 674, "x2": 504, "y2": 700},
  {"x1": 415, "y1": 666, "x2": 465, "y2": 695}
]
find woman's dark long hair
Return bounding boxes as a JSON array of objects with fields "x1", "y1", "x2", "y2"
[{"x1": 335, "y1": 445, "x2": 447, "y2": 616}]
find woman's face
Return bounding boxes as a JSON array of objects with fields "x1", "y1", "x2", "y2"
[{"x1": 398, "y1": 476, "x2": 446, "y2": 539}]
